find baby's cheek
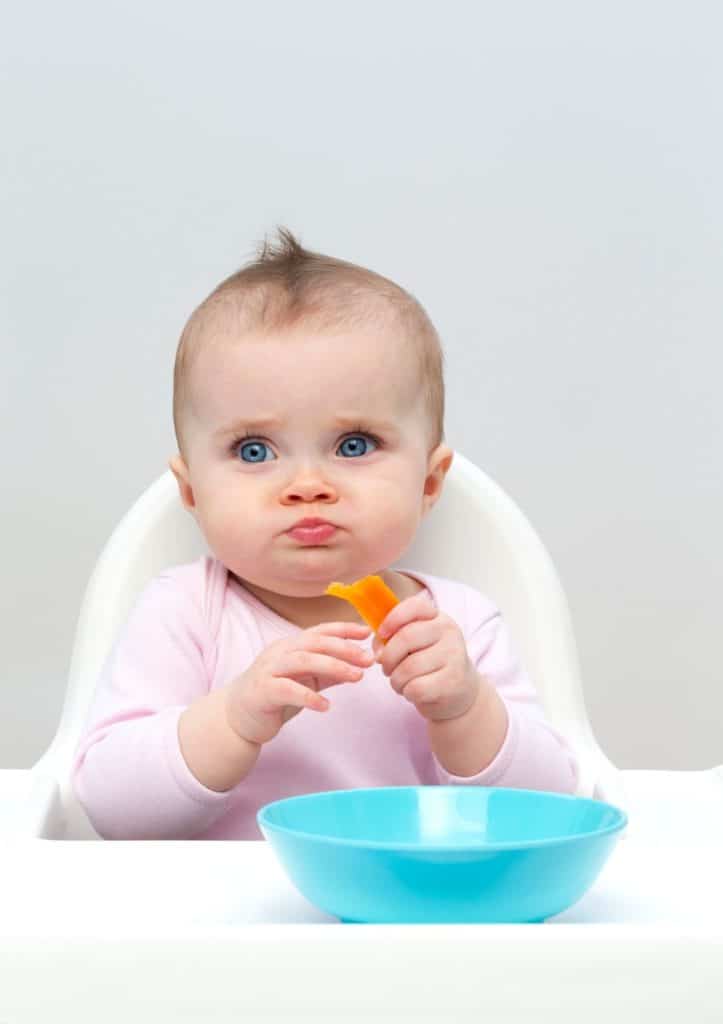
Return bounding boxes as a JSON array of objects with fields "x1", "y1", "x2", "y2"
[
  {"x1": 367, "y1": 508, "x2": 420, "y2": 564},
  {"x1": 200, "y1": 505, "x2": 231, "y2": 543},
  {"x1": 198, "y1": 502, "x2": 253, "y2": 559}
]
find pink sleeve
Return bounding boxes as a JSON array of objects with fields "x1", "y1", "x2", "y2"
[
  {"x1": 71, "y1": 571, "x2": 237, "y2": 839},
  {"x1": 433, "y1": 595, "x2": 579, "y2": 794}
]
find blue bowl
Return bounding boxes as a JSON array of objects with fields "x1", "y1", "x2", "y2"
[{"x1": 257, "y1": 786, "x2": 627, "y2": 923}]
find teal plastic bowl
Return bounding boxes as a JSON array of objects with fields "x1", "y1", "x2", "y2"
[{"x1": 257, "y1": 786, "x2": 627, "y2": 923}]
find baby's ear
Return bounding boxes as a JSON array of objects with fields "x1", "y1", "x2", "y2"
[{"x1": 169, "y1": 455, "x2": 196, "y2": 513}]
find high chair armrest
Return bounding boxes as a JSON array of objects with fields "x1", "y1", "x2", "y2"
[{"x1": 0, "y1": 769, "x2": 62, "y2": 839}]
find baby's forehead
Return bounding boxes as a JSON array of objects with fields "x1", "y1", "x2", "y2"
[{"x1": 189, "y1": 323, "x2": 420, "y2": 421}]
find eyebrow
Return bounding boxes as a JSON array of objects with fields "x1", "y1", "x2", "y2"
[{"x1": 215, "y1": 415, "x2": 399, "y2": 437}]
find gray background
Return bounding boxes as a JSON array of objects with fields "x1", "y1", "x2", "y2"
[{"x1": 2, "y1": 1, "x2": 721, "y2": 770}]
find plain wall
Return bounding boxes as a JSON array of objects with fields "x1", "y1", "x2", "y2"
[{"x1": 2, "y1": 0, "x2": 721, "y2": 771}]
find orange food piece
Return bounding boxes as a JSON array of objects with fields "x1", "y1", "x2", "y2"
[{"x1": 325, "y1": 575, "x2": 399, "y2": 634}]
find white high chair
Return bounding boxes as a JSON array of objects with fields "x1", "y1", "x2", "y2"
[
  {"x1": 7, "y1": 452, "x2": 723, "y2": 1021},
  {"x1": 30, "y1": 449, "x2": 623, "y2": 840}
]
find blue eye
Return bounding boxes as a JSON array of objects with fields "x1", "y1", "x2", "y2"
[
  {"x1": 231, "y1": 431, "x2": 381, "y2": 463},
  {"x1": 237, "y1": 440, "x2": 276, "y2": 463},
  {"x1": 338, "y1": 434, "x2": 378, "y2": 458}
]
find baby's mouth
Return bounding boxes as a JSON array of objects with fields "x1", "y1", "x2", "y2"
[{"x1": 287, "y1": 523, "x2": 338, "y2": 544}]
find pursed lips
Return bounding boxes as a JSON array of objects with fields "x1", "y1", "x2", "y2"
[{"x1": 288, "y1": 517, "x2": 337, "y2": 530}]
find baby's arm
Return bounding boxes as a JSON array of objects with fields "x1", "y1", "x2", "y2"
[
  {"x1": 177, "y1": 687, "x2": 261, "y2": 793},
  {"x1": 72, "y1": 571, "x2": 373, "y2": 837},
  {"x1": 432, "y1": 596, "x2": 580, "y2": 794},
  {"x1": 71, "y1": 572, "x2": 238, "y2": 838},
  {"x1": 178, "y1": 620, "x2": 373, "y2": 791}
]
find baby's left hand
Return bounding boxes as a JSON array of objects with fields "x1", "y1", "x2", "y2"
[{"x1": 372, "y1": 590, "x2": 481, "y2": 722}]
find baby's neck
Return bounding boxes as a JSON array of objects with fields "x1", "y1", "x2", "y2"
[{"x1": 231, "y1": 569, "x2": 425, "y2": 630}]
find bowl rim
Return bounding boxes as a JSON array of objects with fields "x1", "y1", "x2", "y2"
[{"x1": 256, "y1": 785, "x2": 629, "y2": 852}]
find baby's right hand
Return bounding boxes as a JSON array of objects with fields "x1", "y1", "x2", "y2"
[{"x1": 224, "y1": 621, "x2": 374, "y2": 746}]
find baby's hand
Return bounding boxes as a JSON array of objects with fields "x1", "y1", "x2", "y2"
[
  {"x1": 225, "y1": 621, "x2": 374, "y2": 746},
  {"x1": 372, "y1": 591, "x2": 480, "y2": 722}
]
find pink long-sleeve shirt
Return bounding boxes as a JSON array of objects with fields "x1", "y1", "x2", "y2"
[{"x1": 72, "y1": 556, "x2": 579, "y2": 839}]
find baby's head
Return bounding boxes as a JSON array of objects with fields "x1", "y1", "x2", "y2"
[{"x1": 169, "y1": 227, "x2": 453, "y2": 610}]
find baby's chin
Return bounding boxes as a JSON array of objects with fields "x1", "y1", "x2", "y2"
[{"x1": 232, "y1": 560, "x2": 385, "y2": 597}]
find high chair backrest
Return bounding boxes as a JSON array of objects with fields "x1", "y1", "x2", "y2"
[{"x1": 34, "y1": 450, "x2": 622, "y2": 838}]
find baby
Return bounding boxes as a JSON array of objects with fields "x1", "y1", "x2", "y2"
[{"x1": 72, "y1": 227, "x2": 579, "y2": 839}]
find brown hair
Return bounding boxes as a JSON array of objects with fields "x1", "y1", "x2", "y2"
[{"x1": 172, "y1": 226, "x2": 445, "y2": 459}]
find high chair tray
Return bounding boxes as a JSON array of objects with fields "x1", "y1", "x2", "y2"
[{"x1": 0, "y1": 768, "x2": 721, "y2": 1022}]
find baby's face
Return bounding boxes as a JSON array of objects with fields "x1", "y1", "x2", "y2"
[{"x1": 170, "y1": 322, "x2": 453, "y2": 608}]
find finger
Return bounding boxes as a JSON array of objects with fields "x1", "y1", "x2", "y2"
[
  {"x1": 307, "y1": 634, "x2": 375, "y2": 669},
  {"x1": 272, "y1": 677, "x2": 331, "y2": 712},
  {"x1": 283, "y1": 650, "x2": 367, "y2": 685},
  {"x1": 397, "y1": 671, "x2": 444, "y2": 704},
  {"x1": 311, "y1": 621, "x2": 372, "y2": 638},
  {"x1": 377, "y1": 591, "x2": 437, "y2": 643},
  {"x1": 376, "y1": 619, "x2": 438, "y2": 677},
  {"x1": 388, "y1": 650, "x2": 445, "y2": 695}
]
